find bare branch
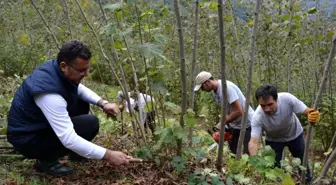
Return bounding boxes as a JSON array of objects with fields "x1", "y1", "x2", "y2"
[
  {"x1": 216, "y1": 0, "x2": 229, "y2": 171},
  {"x1": 301, "y1": 34, "x2": 336, "y2": 184},
  {"x1": 236, "y1": 0, "x2": 262, "y2": 160},
  {"x1": 30, "y1": 0, "x2": 60, "y2": 49}
]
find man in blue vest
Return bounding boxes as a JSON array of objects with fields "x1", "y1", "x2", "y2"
[{"x1": 7, "y1": 40, "x2": 131, "y2": 175}]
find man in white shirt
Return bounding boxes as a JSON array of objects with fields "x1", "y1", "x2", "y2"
[
  {"x1": 117, "y1": 91, "x2": 156, "y2": 134},
  {"x1": 7, "y1": 40, "x2": 131, "y2": 175},
  {"x1": 194, "y1": 71, "x2": 254, "y2": 154},
  {"x1": 248, "y1": 84, "x2": 320, "y2": 182}
]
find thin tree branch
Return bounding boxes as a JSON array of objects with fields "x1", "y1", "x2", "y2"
[
  {"x1": 302, "y1": 33, "x2": 336, "y2": 184},
  {"x1": 236, "y1": 0, "x2": 261, "y2": 160},
  {"x1": 173, "y1": 0, "x2": 187, "y2": 156},
  {"x1": 62, "y1": 0, "x2": 73, "y2": 39},
  {"x1": 216, "y1": 0, "x2": 229, "y2": 172},
  {"x1": 188, "y1": 0, "x2": 199, "y2": 147},
  {"x1": 97, "y1": 0, "x2": 146, "y2": 141},
  {"x1": 30, "y1": 0, "x2": 60, "y2": 49}
]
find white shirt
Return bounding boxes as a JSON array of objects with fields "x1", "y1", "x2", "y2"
[
  {"x1": 124, "y1": 93, "x2": 154, "y2": 126},
  {"x1": 251, "y1": 92, "x2": 306, "y2": 142},
  {"x1": 34, "y1": 84, "x2": 106, "y2": 159},
  {"x1": 124, "y1": 93, "x2": 155, "y2": 113},
  {"x1": 212, "y1": 80, "x2": 254, "y2": 129}
]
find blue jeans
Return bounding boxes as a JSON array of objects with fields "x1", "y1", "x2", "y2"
[{"x1": 265, "y1": 133, "x2": 312, "y2": 182}]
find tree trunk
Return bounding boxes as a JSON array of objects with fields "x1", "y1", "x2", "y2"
[
  {"x1": 188, "y1": 0, "x2": 199, "y2": 147},
  {"x1": 235, "y1": 0, "x2": 261, "y2": 160},
  {"x1": 320, "y1": 148, "x2": 336, "y2": 179},
  {"x1": 216, "y1": 0, "x2": 229, "y2": 172},
  {"x1": 173, "y1": 0, "x2": 187, "y2": 156},
  {"x1": 134, "y1": 4, "x2": 158, "y2": 128},
  {"x1": 285, "y1": 0, "x2": 294, "y2": 92},
  {"x1": 302, "y1": 34, "x2": 336, "y2": 184}
]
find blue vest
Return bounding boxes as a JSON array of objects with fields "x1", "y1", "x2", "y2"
[{"x1": 7, "y1": 60, "x2": 79, "y2": 145}]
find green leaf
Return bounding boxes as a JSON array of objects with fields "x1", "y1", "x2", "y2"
[
  {"x1": 292, "y1": 23, "x2": 301, "y2": 30},
  {"x1": 0, "y1": 127, "x2": 7, "y2": 135},
  {"x1": 265, "y1": 170, "x2": 277, "y2": 181},
  {"x1": 154, "y1": 158, "x2": 161, "y2": 167},
  {"x1": 173, "y1": 125, "x2": 185, "y2": 139},
  {"x1": 281, "y1": 174, "x2": 295, "y2": 185},
  {"x1": 226, "y1": 177, "x2": 233, "y2": 185},
  {"x1": 209, "y1": 2, "x2": 218, "y2": 12},
  {"x1": 326, "y1": 31, "x2": 334, "y2": 39},
  {"x1": 196, "y1": 150, "x2": 207, "y2": 160},
  {"x1": 292, "y1": 158, "x2": 301, "y2": 166},
  {"x1": 171, "y1": 156, "x2": 186, "y2": 173},
  {"x1": 224, "y1": 16, "x2": 233, "y2": 22},
  {"x1": 116, "y1": 10, "x2": 123, "y2": 21},
  {"x1": 284, "y1": 165, "x2": 293, "y2": 173},
  {"x1": 265, "y1": 155, "x2": 275, "y2": 164},
  {"x1": 154, "y1": 34, "x2": 168, "y2": 45},
  {"x1": 111, "y1": 40, "x2": 124, "y2": 50},
  {"x1": 103, "y1": 23, "x2": 117, "y2": 36},
  {"x1": 317, "y1": 35, "x2": 324, "y2": 41},
  {"x1": 137, "y1": 43, "x2": 163, "y2": 58},
  {"x1": 307, "y1": 7, "x2": 317, "y2": 14},
  {"x1": 17, "y1": 34, "x2": 29, "y2": 45},
  {"x1": 192, "y1": 137, "x2": 201, "y2": 144},
  {"x1": 314, "y1": 162, "x2": 322, "y2": 169},
  {"x1": 165, "y1": 102, "x2": 178, "y2": 109},
  {"x1": 151, "y1": 82, "x2": 168, "y2": 94},
  {"x1": 324, "y1": 148, "x2": 333, "y2": 156},
  {"x1": 282, "y1": 14, "x2": 290, "y2": 21},
  {"x1": 294, "y1": 15, "x2": 302, "y2": 21},
  {"x1": 144, "y1": 102, "x2": 155, "y2": 112},
  {"x1": 234, "y1": 174, "x2": 250, "y2": 184},
  {"x1": 154, "y1": 127, "x2": 166, "y2": 135},
  {"x1": 104, "y1": 3, "x2": 123, "y2": 11},
  {"x1": 140, "y1": 9, "x2": 154, "y2": 18},
  {"x1": 184, "y1": 108, "x2": 196, "y2": 127}
]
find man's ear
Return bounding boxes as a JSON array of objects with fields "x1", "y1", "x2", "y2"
[{"x1": 60, "y1": 62, "x2": 66, "y2": 72}]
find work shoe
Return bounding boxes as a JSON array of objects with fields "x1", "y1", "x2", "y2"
[{"x1": 34, "y1": 159, "x2": 73, "y2": 176}]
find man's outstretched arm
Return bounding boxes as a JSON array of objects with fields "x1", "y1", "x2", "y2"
[{"x1": 248, "y1": 136, "x2": 260, "y2": 155}]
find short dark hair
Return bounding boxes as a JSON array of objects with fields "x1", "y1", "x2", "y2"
[
  {"x1": 57, "y1": 40, "x2": 91, "y2": 64},
  {"x1": 255, "y1": 84, "x2": 278, "y2": 101}
]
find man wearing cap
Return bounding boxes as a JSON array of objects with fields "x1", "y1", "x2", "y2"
[{"x1": 194, "y1": 71, "x2": 254, "y2": 154}]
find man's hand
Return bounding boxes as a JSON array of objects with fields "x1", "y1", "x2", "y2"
[
  {"x1": 103, "y1": 150, "x2": 131, "y2": 166},
  {"x1": 308, "y1": 108, "x2": 320, "y2": 124},
  {"x1": 118, "y1": 102, "x2": 125, "y2": 112},
  {"x1": 248, "y1": 137, "x2": 259, "y2": 155},
  {"x1": 103, "y1": 103, "x2": 120, "y2": 117}
]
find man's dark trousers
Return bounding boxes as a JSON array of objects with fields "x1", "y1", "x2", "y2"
[
  {"x1": 14, "y1": 100, "x2": 99, "y2": 161},
  {"x1": 265, "y1": 133, "x2": 312, "y2": 182},
  {"x1": 229, "y1": 127, "x2": 251, "y2": 155}
]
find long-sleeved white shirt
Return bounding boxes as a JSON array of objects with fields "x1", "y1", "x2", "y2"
[{"x1": 34, "y1": 84, "x2": 106, "y2": 159}]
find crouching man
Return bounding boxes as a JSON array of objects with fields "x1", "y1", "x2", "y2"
[{"x1": 7, "y1": 40, "x2": 132, "y2": 175}]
